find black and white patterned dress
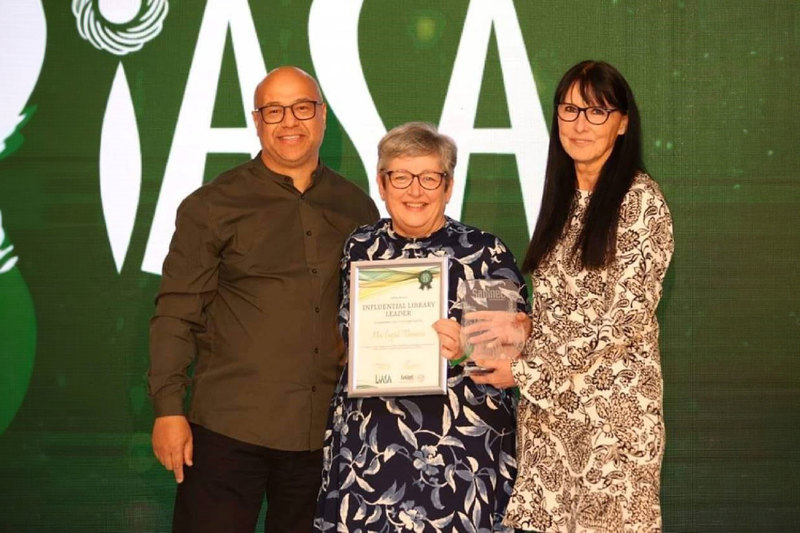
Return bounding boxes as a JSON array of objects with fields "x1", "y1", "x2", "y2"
[
  {"x1": 505, "y1": 174, "x2": 674, "y2": 533},
  {"x1": 314, "y1": 217, "x2": 529, "y2": 533}
]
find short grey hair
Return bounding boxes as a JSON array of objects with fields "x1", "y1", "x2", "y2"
[{"x1": 377, "y1": 122, "x2": 457, "y2": 176}]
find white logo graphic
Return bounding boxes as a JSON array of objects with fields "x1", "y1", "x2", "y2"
[
  {"x1": 101, "y1": 63, "x2": 143, "y2": 273},
  {"x1": 0, "y1": 0, "x2": 46, "y2": 157},
  {"x1": 72, "y1": 0, "x2": 168, "y2": 56},
  {"x1": 0, "y1": 211, "x2": 18, "y2": 274},
  {"x1": 73, "y1": 0, "x2": 169, "y2": 273}
]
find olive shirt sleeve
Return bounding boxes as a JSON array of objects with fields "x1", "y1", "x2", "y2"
[
  {"x1": 512, "y1": 180, "x2": 674, "y2": 410},
  {"x1": 148, "y1": 191, "x2": 222, "y2": 417}
]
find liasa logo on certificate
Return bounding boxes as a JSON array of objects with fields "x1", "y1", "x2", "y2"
[{"x1": 375, "y1": 373, "x2": 426, "y2": 385}]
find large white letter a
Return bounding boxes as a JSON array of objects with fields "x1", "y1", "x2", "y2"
[
  {"x1": 439, "y1": 0, "x2": 548, "y2": 238},
  {"x1": 142, "y1": 0, "x2": 265, "y2": 274}
]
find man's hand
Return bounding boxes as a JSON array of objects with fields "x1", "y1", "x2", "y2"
[{"x1": 152, "y1": 415, "x2": 193, "y2": 483}]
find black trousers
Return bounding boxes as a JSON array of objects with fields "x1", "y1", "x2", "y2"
[{"x1": 173, "y1": 423, "x2": 323, "y2": 533}]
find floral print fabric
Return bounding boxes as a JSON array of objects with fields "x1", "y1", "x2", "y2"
[
  {"x1": 314, "y1": 217, "x2": 529, "y2": 533},
  {"x1": 505, "y1": 174, "x2": 674, "y2": 533}
]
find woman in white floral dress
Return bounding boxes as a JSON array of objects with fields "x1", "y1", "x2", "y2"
[{"x1": 468, "y1": 61, "x2": 674, "y2": 532}]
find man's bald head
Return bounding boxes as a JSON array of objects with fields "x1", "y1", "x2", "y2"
[{"x1": 253, "y1": 66, "x2": 323, "y2": 109}]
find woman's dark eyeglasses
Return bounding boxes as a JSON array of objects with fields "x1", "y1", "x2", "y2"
[
  {"x1": 557, "y1": 103, "x2": 620, "y2": 125},
  {"x1": 382, "y1": 170, "x2": 448, "y2": 190}
]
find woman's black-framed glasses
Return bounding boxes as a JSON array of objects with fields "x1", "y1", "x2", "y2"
[
  {"x1": 255, "y1": 100, "x2": 322, "y2": 124},
  {"x1": 382, "y1": 170, "x2": 447, "y2": 190},
  {"x1": 557, "y1": 103, "x2": 619, "y2": 125}
]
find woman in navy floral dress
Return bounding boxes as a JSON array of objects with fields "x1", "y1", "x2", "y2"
[{"x1": 314, "y1": 123, "x2": 529, "y2": 533}]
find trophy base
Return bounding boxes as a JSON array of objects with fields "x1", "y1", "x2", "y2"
[{"x1": 463, "y1": 362, "x2": 494, "y2": 376}]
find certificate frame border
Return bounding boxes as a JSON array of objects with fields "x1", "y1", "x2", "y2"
[{"x1": 347, "y1": 256, "x2": 449, "y2": 397}]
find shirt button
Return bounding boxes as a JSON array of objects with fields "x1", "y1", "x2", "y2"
[
  {"x1": 311, "y1": 268, "x2": 318, "y2": 274},
  {"x1": 306, "y1": 230, "x2": 312, "y2": 236},
  {"x1": 315, "y1": 307, "x2": 320, "y2": 313},
  {"x1": 312, "y1": 385, "x2": 317, "y2": 393},
  {"x1": 314, "y1": 347, "x2": 319, "y2": 354}
]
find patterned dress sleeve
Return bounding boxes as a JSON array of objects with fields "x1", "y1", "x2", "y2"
[
  {"x1": 483, "y1": 234, "x2": 531, "y2": 315},
  {"x1": 512, "y1": 178, "x2": 674, "y2": 410},
  {"x1": 337, "y1": 234, "x2": 356, "y2": 345},
  {"x1": 337, "y1": 224, "x2": 378, "y2": 346}
]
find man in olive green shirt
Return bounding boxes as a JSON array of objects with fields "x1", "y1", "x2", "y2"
[{"x1": 148, "y1": 66, "x2": 378, "y2": 533}]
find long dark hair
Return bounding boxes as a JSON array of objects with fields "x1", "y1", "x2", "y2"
[{"x1": 522, "y1": 60, "x2": 643, "y2": 272}]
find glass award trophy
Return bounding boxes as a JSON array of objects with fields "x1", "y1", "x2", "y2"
[{"x1": 459, "y1": 279, "x2": 526, "y2": 375}]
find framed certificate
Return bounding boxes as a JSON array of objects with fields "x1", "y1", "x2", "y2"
[{"x1": 347, "y1": 256, "x2": 449, "y2": 397}]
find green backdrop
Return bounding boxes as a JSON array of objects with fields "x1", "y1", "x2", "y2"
[{"x1": 0, "y1": 1, "x2": 797, "y2": 531}]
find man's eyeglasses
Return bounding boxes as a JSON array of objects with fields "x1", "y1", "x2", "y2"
[
  {"x1": 255, "y1": 100, "x2": 323, "y2": 124},
  {"x1": 382, "y1": 170, "x2": 448, "y2": 190},
  {"x1": 557, "y1": 103, "x2": 620, "y2": 125}
]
